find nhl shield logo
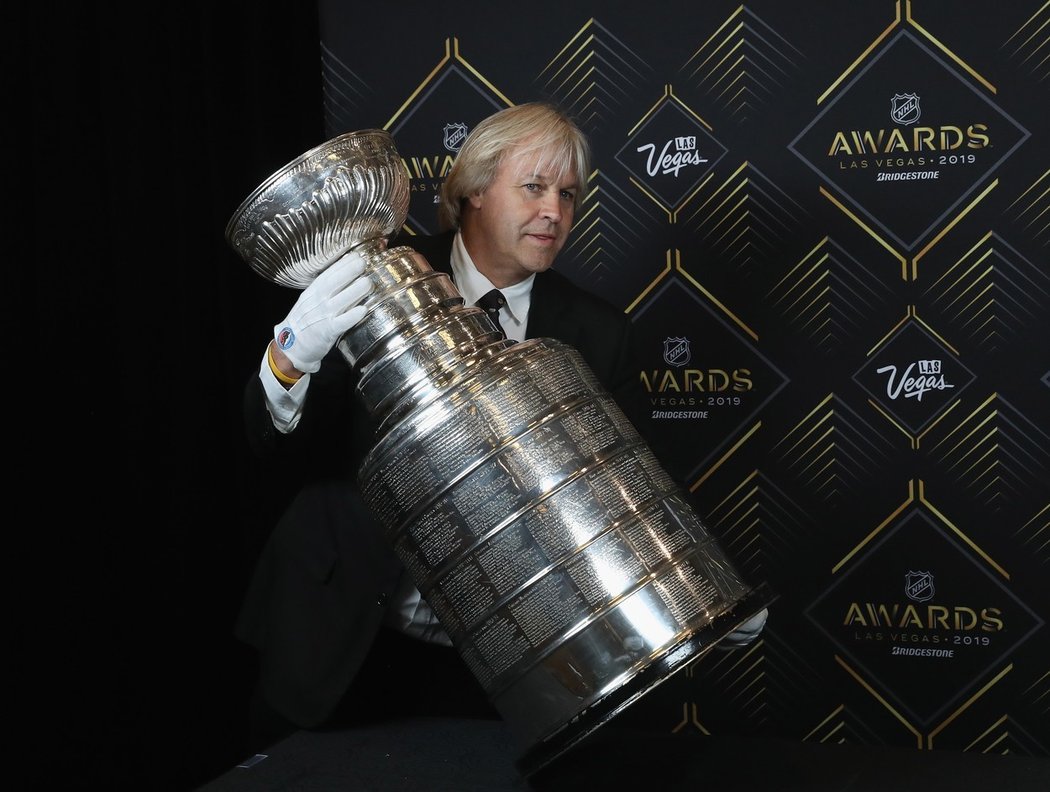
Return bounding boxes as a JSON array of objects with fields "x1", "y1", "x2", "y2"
[
  {"x1": 890, "y1": 93, "x2": 921, "y2": 126},
  {"x1": 443, "y1": 123, "x2": 468, "y2": 152},
  {"x1": 904, "y1": 570, "x2": 935, "y2": 602},
  {"x1": 663, "y1": 336, "x2": 691, "y2": 367}
]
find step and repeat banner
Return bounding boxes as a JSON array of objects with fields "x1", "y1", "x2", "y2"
[{"x1": 316, "y1": 0, "x2": 1048, "y2": 755}]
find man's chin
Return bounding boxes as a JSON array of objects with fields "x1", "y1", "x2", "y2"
[
  {"x1": 524, "y1": 246, "x2": 561, "y2": 271},
  {"x1": 526, "y1": 258, "x2": 557, "y2": 274}
]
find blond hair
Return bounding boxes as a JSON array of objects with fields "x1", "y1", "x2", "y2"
[{"x1": 437, "y1": 102, "x2": 591, "y2": 231}]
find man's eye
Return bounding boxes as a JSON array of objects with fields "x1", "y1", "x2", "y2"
[
  {"x1": 560, "y1": 190, "x2": 576, "y2": 201},
  {"x1": 523, "y1": 183, "x2": 540, "y2": 192}
]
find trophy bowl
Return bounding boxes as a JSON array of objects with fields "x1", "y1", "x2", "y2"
[{"x1": 225, "y1": 129, "x2": 409, "y2": 288}]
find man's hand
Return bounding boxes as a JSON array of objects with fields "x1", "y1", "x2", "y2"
[{"x1": 273, "y1": 250, "x2": 373, "y2": 374}]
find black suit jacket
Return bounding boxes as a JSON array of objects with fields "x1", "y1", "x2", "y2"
[{"x1": 236, "y1": 230, "x2": 642, "y2": 727}]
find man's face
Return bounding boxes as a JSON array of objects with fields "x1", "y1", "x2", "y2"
[{"x1": 464, "y1": 145, "x2": 578, "y2": 287}]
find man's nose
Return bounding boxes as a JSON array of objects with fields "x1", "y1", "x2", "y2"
[{"x1": 539, "y1": 192, "x2": 563, "y2": 222}]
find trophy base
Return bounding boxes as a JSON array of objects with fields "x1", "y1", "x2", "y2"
[{"x1": 515, "y1": 583, "x2": 776, "y2": 777}]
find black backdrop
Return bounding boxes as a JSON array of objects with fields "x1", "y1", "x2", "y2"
[
  {"x1": 312, "y1": 0, "x2": 1047, "y2": 773},
  {"x1": 32, "y1": 2, "x2": 1047, "y2": 790},
  {"x1": 34, "y1": 3, "x2": 325, "y2": 789}
]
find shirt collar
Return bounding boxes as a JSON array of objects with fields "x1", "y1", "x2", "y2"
[{"x1": 450, "y1": 231, "x2": 534, "y2": 340}]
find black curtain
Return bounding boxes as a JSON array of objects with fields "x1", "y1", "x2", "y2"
[{"x1": 31, "y1": 4, "x2": 323, "y2": 788}]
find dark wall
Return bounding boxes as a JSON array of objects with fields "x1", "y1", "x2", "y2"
[{"x1": 34, "y1": 4, "x2": 322, "y2": 788}]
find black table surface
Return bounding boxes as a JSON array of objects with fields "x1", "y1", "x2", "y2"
[{"x1": 199, "y1": 716, "x2": 1050, "y2": 792}]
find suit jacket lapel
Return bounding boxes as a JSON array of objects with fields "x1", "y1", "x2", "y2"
[{"x1": 526, "y1": 270, "x2": 572, "y2": 341}]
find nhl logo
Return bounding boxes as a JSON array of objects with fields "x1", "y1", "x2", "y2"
[
  {"x1": 890, "y1": 93, "x2": 921, "y2": 126},
  {"x1": 663, "y1": 337, "x2": 691, "y2": 367},
  {"x1": 443, "y1": 123, "x2": 468, "y2": 153},
  {"x1": 904, "y1": 570, "x2": 935, "y2": 602}
]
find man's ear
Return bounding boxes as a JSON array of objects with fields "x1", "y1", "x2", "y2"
[{"x1": 468, "y1": 190, "x2": 484, "y2": 209}]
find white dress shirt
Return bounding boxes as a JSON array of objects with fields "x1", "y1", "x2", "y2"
[{"x1": 449, "y1": 230, "x2": 533, "y2": 344}]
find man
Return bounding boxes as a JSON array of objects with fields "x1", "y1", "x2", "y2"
[{"x1": 236, "y1": 102, "x2": 765, "y2": 748}]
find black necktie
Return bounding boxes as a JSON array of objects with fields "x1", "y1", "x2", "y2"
[{"x1": 476, "y1": 289, "x2": 507, "y2": 339}]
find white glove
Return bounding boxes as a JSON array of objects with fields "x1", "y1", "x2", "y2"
[
  {"x1": 273, "y1": 250, "x2": 373, "y2": 373},
  {"x1": 719, "y1": 607, "x2": 769, "y2": 649}
]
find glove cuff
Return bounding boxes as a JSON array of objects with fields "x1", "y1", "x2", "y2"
[{"x1": 267, "y1": 342, "x2": 303, "y2": 386}]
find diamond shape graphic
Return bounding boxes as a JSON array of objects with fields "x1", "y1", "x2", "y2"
[
  {"x1": 806, "y1": 509, "x2": 1043, "y2": 727},
  {"x1": 631, "y1": 277, "x2": 788, "y2": 481},
  {"x1": 388, "y1": 65, "x2": 508, "y2": 233},
  {"x1": 789, "y1": 30, "x2": 1030, "y2": 251},
  {"x1": 616, "y1": 99, "x2": 727, "y2": 212},
  {"x1": 853, "y1": 318, "x2": 975, "y2": 436}
]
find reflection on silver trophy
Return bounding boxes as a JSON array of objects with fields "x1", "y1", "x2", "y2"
[{"x1": 227, "y1": 129, "x2": 771, "y2": 774}]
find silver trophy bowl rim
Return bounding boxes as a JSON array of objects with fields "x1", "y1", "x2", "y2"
[{"x1": 224, "y1": 128, "x2": 396, "y2": 245}]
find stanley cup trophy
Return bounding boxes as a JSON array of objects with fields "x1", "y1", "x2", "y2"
[{"x1": 227, "y1": 129, "x2": 772, "y2": 775}]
